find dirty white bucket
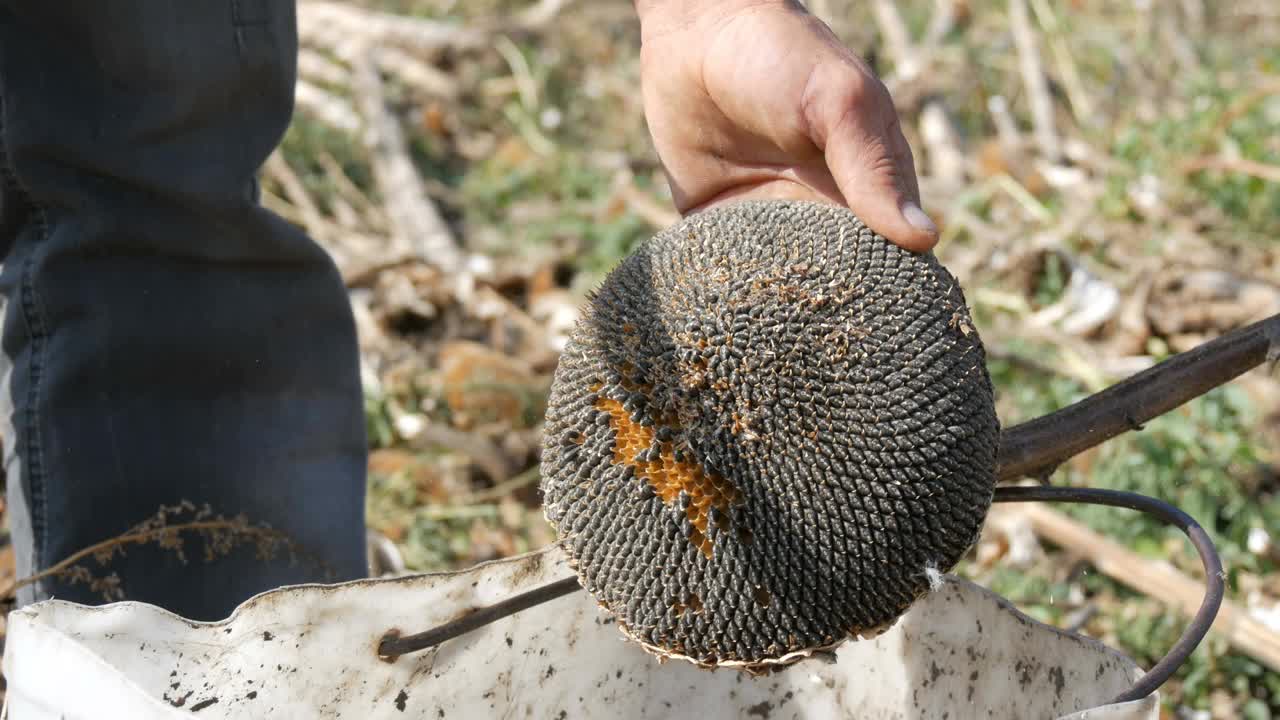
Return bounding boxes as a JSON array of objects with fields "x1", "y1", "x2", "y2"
[{"x1": 2, "y1": 545, "x2": 1156, "y2": 719}]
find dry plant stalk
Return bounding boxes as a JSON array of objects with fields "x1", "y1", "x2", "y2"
[
  {"x1": 296, "y1": 48, "x2": 350, "y2": 87},
  {"x1": 870, "y1": 0, "x2": 917, "y2": 76},
  {"x1": 1180, "y1": 156, "x2": 1280, "y2": 184},
  {"x1": 350, "y1": 46, "x2": 465, "y2": 274},
  {"x1": 265, "y1": 151, "x2": 328, "y2": 242},
  {"x1": 375, "y1": 46, "x2": 460, "y2": 99},
  {"x1": 297, "y1": 1, "x2": 486, "y2": 57},
  {"x1": 316, "y1": 151, "x2": 388, "y2": 232},
  {"x1": 997, "y1": 312, "x2": 1280, "y2": 481},
  {"x1": 1, "y1": 501, "x2": 316, "y2": 604},
  {"x1": 611, "y1": 170, "x2": 680, "y2": 229},
  {"x1": 1008, "y1": 0, "x2": 1061, "y2": 162},
  {"x1": 294, "y1": 79, "x2": 361, "y2": 132}
]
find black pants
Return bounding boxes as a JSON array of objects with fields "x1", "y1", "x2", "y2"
[{"x1": 0, "y1": 0, "x2": 368, "y2": 620}]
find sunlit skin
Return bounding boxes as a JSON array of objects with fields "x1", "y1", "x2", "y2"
[{"x1": 634, "y1": 0, "x2": 938, "y2": 253}]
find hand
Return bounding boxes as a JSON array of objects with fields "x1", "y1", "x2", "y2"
[{"x1": 635, "y1": 0, "x2": 937, "y2": 252}]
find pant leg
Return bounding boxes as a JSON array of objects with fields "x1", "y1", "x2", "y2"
[{"x1": 0, "y1": 0, "x2": 369, "y2": 621}]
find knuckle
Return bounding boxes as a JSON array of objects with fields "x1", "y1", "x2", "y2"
[
  {"x1": 837, "y1": 69, "x2": 882, "y2": 108},
  {"x1": 814, "y1": 66, "x2": 893, "y2": 137}
]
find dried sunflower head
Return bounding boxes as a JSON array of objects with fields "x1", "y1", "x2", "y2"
[{"x1": 541, "y1": 200, "x2": 998, "y2": 670}]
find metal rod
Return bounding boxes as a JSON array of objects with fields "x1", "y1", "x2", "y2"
[
  {"x1": 995, "y1": 312, "x2": 1279, "y2": 482},
  {"x1": 992, "y1": 485, "x2": 1225, "y2": 705},
  {"x1": 377, "y1": 575, "x2": 581, "y2": 658}
]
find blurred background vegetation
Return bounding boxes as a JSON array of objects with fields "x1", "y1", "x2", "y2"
[{"x1": 261, "y1": 0, "x2": 1280, "y2": 715}]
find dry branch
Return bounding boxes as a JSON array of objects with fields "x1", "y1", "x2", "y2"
[
  {"x1": 997, "y1": 312, "x2": 1280, "y2": 482},
  {"x1": 264, "y1": 151, "x2": 327, "y2": 241},
  {"x1": 986, "y1": 95, "x2": 1023, "y2": 155},
  {"x1": 260, "y1": 187, "x2": 387, "y2": 280},
  {"x1": 325, "y1": 188, "x2": 362, "y2": 230},
  {"x1": 1028, "y1": 0, "x2": 1094, "y2": 124},
  {"x1": 869, "y1": 0, "x2": 947, "y2": 97},
  {"x1": 298, "y1": 1, "x2": 485, "y2": 57},
  {"x1": 1181, "y1": 156, "x2": 1280, "y2": 184},
  {"x1": 297, "y1": 48, "x2": 350, "y2": 87},
  {"x1": 1212, "y1": 77, "x2": 1280, "y2": 136},
  {"x1": 376, "y1": 47, "x2": 460, "y2": 100},
  {"x1": 1018, "y1": 502, "x2": 1280, "y2": 672},
  {"x1": 1, "y1": 520, "x2": 292, "y2": 601},
  {"x1": 1008, "y1": 0, "x2": 1061, "y2": 162},
  {"x1": 316, "y1": 151, "x2": 388, "y2": 233},
  {"x1": 351, "y1": 48, "x2": 465, "y2": 274},
  {"x1": 612, "y1": 171, "x2": 680, "y2": 229},
  {"x1": 1158, "y1": 12, "x2": 1200, "y2": 75},
  {"x1": 870, "y1": 0, "x2": 917, "y2": 77},
  {"x1": 513, "y1": 0, "x2": 575, "y2": 31},
  {"x1": 409, "y1": 422, "x2": 517, "y2": 485},
  {"x1": 450, "y1": 465, "x2": 541, "y2": 506},
  {"x1": 922, "y1": 0, "x2": 960, "y2": 48},
  {"x1": 919, "y1": 100, "x2": 966, "y2": 185},
  {"x1": 294, "y1": 79, "x2": 360, "y2": 132}
]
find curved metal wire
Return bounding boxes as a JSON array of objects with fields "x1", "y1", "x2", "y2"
[
  {"x1": 378, "y1": 486, "x2": 1224, "y2": 707},
  {"x1": 992, "y1": 485, "x2": 1225, "y2": 705}
]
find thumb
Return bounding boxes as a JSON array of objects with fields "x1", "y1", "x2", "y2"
[{"x1": 801, "y1": 62, "x2": 938, "y2": 253}]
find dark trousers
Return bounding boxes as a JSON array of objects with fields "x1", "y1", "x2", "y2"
[{"x1": 0, "y1": 0, "x2": 368, "y2": 620}]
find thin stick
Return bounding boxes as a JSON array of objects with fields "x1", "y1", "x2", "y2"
[
  {"x1": 919, "y1": 100, "x2": 966, "y2": 185},
  {"x1": 377, "y1": 576, "x2": 581, "y2": 659},
  {"x1": 494, "y1": 35, "x2": 539, "y2": 113},
  {"x1": 264, "y1": 151, "x2": 329, "y2": 242},
  {"x1": 375, "y1": 47, "x2": 459, "y2": 99},
  {"x1": 450, "y1": 466, "x2": 541, "y2": 506},
  {"x1": 513, "y1": 0, "x2": 574, "y2": 30},
  {"x1": 1029, "y1": 0, "x2": 1094, "y2": 123},
  {"x1": 923, "y1": 0, "x2": 959, "y2": 48},
  {"x1": 315, "y1": 151, "x2": 388, "y2": 233},
  {"x1": 992, "y1": 172, "x2": 1053, "y2": 223},
  {"x1": 261, "y1": 189, "x2": 308, "y2": 227},
  {"x1": 612, "y1": 170, "x2": 680, "y2": 229},
  {"x1": 412, "y1": 423, "x2": 516, "y2": 484},
  {"x1": 351, "y1": 47, "x2": 464, "y2": 273},
  {"x1": 996, "y1": 312, "x2": 1280, "y2": 482},
  {"x1": 298, "y1": 1, "x2": 485, "y2": 57},
  {"x1": 1211, "y1": 78, "x2": 1280, "y2": 136},
  {"x1": 1008, "y1": 0, "x2": 1061, "y2": 161},
  {"x1": 870, "y1": 0, "x2": 917, "y2": 76},
  {"x1": 294, "y1": 79, "x2": 361, "y2": 132},
  {"x1": 260, "y1": 189, "x2": 390, "y2": 279},
  {"x1": 297, "y1": 48, "x2": 350, "y2": 87},
  {"x1": 1181, "y1": 156, "x2": 1280, "y2": 184},
  {"x1": 987, "y1": 94, "x2": 1023, "y2": 155}
]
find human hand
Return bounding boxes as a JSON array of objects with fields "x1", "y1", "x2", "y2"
[{"x1": 635, "y1": 0, "x2": 937, "y2": 252}]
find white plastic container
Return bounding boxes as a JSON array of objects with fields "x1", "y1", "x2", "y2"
[{"x1": 2, "y1": 546, "x2": 1157, "y2": 719}]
